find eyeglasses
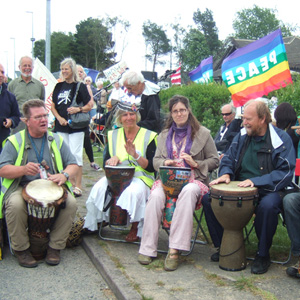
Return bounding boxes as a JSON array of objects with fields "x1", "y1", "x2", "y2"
[
  {"x1": 221, "y1": 112, "x2": 232, "y2": 116},
  {"x1": 172, "y1": 108, "x2": 187, "y2": 115},
  {"x1": 31, "y1": 114, "x2": 49, "y2": 121}
]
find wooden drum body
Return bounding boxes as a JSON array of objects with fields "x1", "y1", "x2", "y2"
[
  {"x1": 105, "y1": 166, "x2": 135, "y2": 226},
  {"x1": 159, "y1": 166, "x2": 191, "y2": 229},
  {"x1": 210, "y1": 181, "x2": 258, "y2": 271},
  {"x1": 22, "y1": 179, "x2": 67, "y2": 260}
]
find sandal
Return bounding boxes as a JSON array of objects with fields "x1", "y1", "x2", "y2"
[
  {"x1": 73, "y1": 187, "x2": 82, "y2": 198},
  {"x1": 164, "y1": 250, "x2": 179, "y2": 271}
]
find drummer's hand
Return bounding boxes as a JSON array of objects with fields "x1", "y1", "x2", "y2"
[
  {"x1": 180, "y1": 152, "x2": 197, "y2": 168},
  {"x1": 24, "y1": 162, "x2": 40, "y2": 176},
  {"x1": 164, "y1": 159, "x2": 177, "y2": 166},
  {"x1": 47, "y1": 173, "x2": 66, "y2": 186},
  {"x1": 238, "y1": 179, "x2": 254, "y2": 188},
  {"x1": 124, "y1": 139, "x2": 136, "y2": 157},
  {"x1": 106, "y1": 156, "x2": 120, "y2": 166},
  {"x1": 296, "y1": 129, "x2": 300, "y2": 135},
  {"x1": 209, "y1": 174, "x2": 231, "y2": 186}
]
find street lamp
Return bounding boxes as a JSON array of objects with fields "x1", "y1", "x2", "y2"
[
  {"x1": 10, "y1": 37, "x2": 16, "y2": 79},
  {"x1": 26, "y1": 11, "x2": 35, "y2": 58}
]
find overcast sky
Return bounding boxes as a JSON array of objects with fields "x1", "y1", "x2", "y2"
[{"x1": 1, "y1": 0, "x2": 299, "y2": 79}]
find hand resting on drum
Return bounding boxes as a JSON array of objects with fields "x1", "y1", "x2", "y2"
[
  {"x1": 237, "y1": 179, "x2": 254, "y2": 188},
  {"x1": 106, "y1": 155, "x2": 120, "y2": 166},
  {"x1": 209, "y1": 174, "x2": 231, "y2": 186},
  {"x1": 47, "y1": 173, "x2": 68, "y2": 186}
]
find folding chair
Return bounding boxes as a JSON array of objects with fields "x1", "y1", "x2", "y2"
[
  {"x1": 245, "y1": 212, "x2": 292, "y2": 265},
  {"x1": 157, "y1": 207, "x2": 209, "y2": 256}
]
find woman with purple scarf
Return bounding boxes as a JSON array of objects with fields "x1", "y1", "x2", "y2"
[{"x1": 138, "y1": 95, "x2": 219, "y2": 271}]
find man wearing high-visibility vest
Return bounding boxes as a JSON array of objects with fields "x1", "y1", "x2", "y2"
[{"x1": 0, "y1": 99, "x2": 77, "y2": 267}]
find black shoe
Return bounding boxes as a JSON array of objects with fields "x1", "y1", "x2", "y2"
[
  {"x1": 286, "y1": 263, "x2": 300, "y2": 278},
  {"x1": 251, "y1": 254, "x2": 271, "y2": 274},
  {"x1": 211, "y1": 250, "x2": 219, "y2": 262}
]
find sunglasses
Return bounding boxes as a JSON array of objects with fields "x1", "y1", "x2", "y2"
[{"x1": 221, "y1": 112, "x2": 232, "y2": 116}]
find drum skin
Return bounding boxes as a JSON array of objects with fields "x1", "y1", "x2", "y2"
[
  {"x1": 22, "y1": 179, "x2": 67, "y2": 260},
  {"x1": 105, "y1": 166, "x2": 135, "y2": 226},
  {"x1": 210, "y1": 181, "x2": 258, "y2": 271},
  {"x1": 159, "y1": 166, "x2": 191, "y2": 229}
]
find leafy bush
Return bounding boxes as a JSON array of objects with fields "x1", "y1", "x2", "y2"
[{"x1": 159, "y1": 82, "x2": 231, "y2": 136}]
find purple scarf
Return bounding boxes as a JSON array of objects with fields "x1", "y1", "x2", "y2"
[{"x1": 166, "y1": 122, "x2": 193, "y2": 167}]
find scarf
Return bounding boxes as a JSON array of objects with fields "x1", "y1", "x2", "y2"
[{"x1": 166, "y1": 122, "x2": 193, "y2": 167}]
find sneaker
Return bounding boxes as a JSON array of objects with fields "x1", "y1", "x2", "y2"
[
  {"x1": 14, "y1": 249, "x2": 38, "y2": 268},
  {"x1": 90, "y1": 163, "x2": 102, "y2": 171},
  {"x1": 251, "y1": 254, "x2": 271, "y2": 274}
]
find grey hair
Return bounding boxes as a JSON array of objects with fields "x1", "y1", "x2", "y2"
[
  {"x1": 84, "y1": 76, "x2": 93, "y2": 84},
  {"x1": 96, "y1": 80, "x2": 103, "y2": 88},
  {"x1": 121, "y1": 71, "x2": 144, "y2": 85},
  {"x1": 60, "y1": 57, "x2": 78, "y2": 82},
  {"x1": 19, "y1": 56, "x2": 34, "y2": 67},
  {"x1": 221, "y1": 103, "x2": 236, "y2": 114},
  {"x1": 114, "y1": 109, "x2": 141, "y2": 127}
]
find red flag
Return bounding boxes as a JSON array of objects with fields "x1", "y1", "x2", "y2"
[{"x1": 170, "y1": 66, "x2": 181, "y2": 85}]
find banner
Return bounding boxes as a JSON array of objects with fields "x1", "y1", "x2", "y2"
[
  {"x1": 170, "y1": 65, "x2": 181, "y2": 85},
  {"x1": 189, "y1": 56, "x2": 213, "y2": 84},
  {"x1": 222, "y1": 29, "x2": 293, "y2": 107},
  {"x1": 83, "y1": 68, "x2": 100, "y2": 83},
  {"x1": 32, "y1": 58, "x2": 57, "y2": 126},
  {"x1": 103, "y1": 61, "x2": 128, "y2": 83}
]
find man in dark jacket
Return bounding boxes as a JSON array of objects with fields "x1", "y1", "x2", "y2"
[
  {"x1": 214, "y1": 103, "x2": 242, "y2": 155},
  {"x1": 203, "y1": 98, "x2": 296, "y2": 275},
  {"x1": 0, "y1": 63, "x2": 21, "y2": 152},
  {"x1": 122, "y1": 71, "x2": 161, "y2": 133}
]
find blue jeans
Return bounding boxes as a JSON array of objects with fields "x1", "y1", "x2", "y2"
[{"x1": 283, "y1": 192, "x2": 300, "y2": 256}]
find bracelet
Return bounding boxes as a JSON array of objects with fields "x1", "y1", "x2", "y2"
[
  {"x1": 133, "y1": 153, "x2": 141, "y2": 161},
  {"x1": 79, "y1": 107, "x2": 83, "y2": 112}
]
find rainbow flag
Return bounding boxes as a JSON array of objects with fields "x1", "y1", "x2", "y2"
[
  {"x1": 222, "y1": 29, "x2": 292, "y2": 107},
  {"x1": 189, "y1": 56, "x2": 213, "y2": 83}
]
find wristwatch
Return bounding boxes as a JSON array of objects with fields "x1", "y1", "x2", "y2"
[{"x1": 61, "y1": 171, "x2": 69, "y2": 180}]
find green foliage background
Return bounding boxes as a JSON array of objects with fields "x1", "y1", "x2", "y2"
[
  {"x1": 159, "y1": 82, "x2": 231, "y2": 136},
  {"x1": 159, "y1": 77, "x2": 300, "y2": 137}
]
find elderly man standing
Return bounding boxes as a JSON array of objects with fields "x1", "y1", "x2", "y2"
[
  {"x1": 8, "y1": 56, "x2": 45, "y2": 133},
  {"x1": 0, "y1": 99, "x2": 77, "y2": 268},
  {"x1": 203, "y1": 98, "x2": 295, "y2": 274},
  {"x1": 214, "y1": 103, "x2": 242, "y2": 155},
  {"x1": 122, "y1": 71, "x2": 161, "y2": 133},
  {"x1": 0, "y1": 63, "x2": 21, "y2": 152}
]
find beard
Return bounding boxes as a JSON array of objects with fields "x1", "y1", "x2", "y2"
[{"x1": 21, "y1": 71, "x2": 32, "y2": 78}]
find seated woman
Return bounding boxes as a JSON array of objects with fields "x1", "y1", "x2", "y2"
[
  {"x1": 84, "y1": 102, "x2": 157, "y2": 242},
  {"x1": 138, "y1": 95, "x2": 219, "y2": 271}
]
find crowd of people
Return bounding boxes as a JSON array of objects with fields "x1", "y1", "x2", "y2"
[{"x1": 0, "y1": 55, "x2": 300, "y2": 281}]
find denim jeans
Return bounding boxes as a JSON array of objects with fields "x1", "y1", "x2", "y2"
[{"x1": 283, "y1": 192, "x2": 300, "y2": 256}]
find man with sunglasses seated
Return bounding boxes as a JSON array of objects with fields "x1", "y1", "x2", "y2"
[{"x1": 214, "y1": 103, "x2": 242, "y2": 156}]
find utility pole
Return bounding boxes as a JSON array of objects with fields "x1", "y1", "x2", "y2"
[
  {"x1": 26, "y1": 11, "x2": 35, "y2": 58},
  {"x1": 45, "y1": 0, "x2": 51, "y2": 70}
]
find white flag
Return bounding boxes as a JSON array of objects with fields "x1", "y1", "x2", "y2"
[{"x1": 32, "y1": 58, "x2": 57, "y2": 127}]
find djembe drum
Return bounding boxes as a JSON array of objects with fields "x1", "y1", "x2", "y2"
[
  {"x1": 105, "y1": 166, "x2": 135, "y2": 226},
  {"x1": 159, "y1": 166, "x2": 191, "y2": 229},
  {"x1": 210, "y1": 181, "x2": 258, "y2": 271},
  {"x1": 22, "y1": 179, "x2": 67, "y2": 260}
]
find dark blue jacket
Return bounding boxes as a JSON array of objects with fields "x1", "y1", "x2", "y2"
[
  {"x1": 0, "y1": 84, "x2": 21, "y2": 151},
  {"x1": 219, "y1": 124, "x2": 295, "y2": 193}
]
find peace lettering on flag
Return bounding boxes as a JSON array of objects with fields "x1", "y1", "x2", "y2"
[
  {"x1": 188, "y1": 56, "x2": 213, "y2": 84},
  {"x1": 222, "y1": 29, "x2": 293, "y2": 107}
]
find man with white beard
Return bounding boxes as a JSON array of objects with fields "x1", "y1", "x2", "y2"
[{"x1": 8, "y1": 56, "x2": 45, "y2": 132}]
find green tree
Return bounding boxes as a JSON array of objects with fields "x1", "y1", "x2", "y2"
[
  {"x1": 180, "y1": 28, "x2": 210, "y2": 72},
  {"x1": 233, "y1": 5, "x2": 293, "y2": 39},
  {"x1": 142, "y1": 20, "x2": 172, "y2": 72},
  {"x1": 34, "y1": 31, "x2": 75, "y2": 72},
  {"x1": 74, "y1": 17, "x2": 116, "y2": 71},
  {"x1": 193, "y1": 8, "x2": 220, "y2": 53}
]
